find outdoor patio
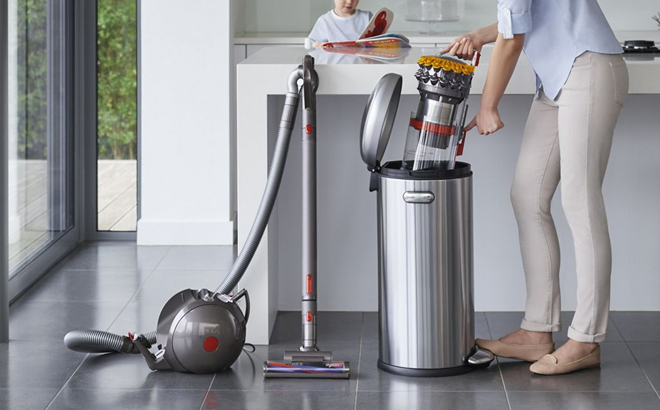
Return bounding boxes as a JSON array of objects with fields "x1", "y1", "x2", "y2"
[{"x1": 8, "y1": 159, "x2": 136, "y2": 271}]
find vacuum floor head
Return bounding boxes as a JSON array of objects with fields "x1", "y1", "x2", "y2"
[
  {"x1": 264, "y1": 349, "x2": 350, "y2": 379},
  {"x1": 264, "y1": 360, "x2": 350, "y2": 379}
]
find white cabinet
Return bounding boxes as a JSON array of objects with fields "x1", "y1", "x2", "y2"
[
  {"x1": 246, "y1": 44, "x2": 268, "y2": 57},
  {"x1": 246, "y1": 44, "x2": 291, "y2": 58}
]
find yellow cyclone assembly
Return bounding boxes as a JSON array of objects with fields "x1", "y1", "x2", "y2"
[{"x1": 417, "y1": 56, "x2": 475, "y2": 75}]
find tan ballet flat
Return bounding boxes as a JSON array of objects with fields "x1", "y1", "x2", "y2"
[
  {"x1": 529, "y1": 346, "x2": 601, "y2": 375},
  {"x1": 475, "y1": 338, "x2": 555, "y2": 362}
]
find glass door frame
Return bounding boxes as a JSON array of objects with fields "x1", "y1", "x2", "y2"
[{"x1": 2, "y1": 0, "x2": 10, "y2": 340}]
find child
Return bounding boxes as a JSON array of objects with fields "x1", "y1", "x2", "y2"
[{"x1": 307, "y1": 0, "x2": 373, "y2": 46}]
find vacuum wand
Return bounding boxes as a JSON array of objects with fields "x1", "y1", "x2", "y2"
[
  {"x1": 301, "y1": 54, "x2": 318, "y2": 352},
  {"x1": 264, "y1": 56, "x2": 350, "y2": 379}
]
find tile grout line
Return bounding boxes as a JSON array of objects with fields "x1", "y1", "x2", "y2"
[
  {"x1": 353, "y1": 312, "x2": 365, "y2": 410},
  {"x1": 42, "y1": 246, "x2": 174, "y2": 410},
  {"x1": 43, "y1": 353, "x2": 91, "y2": 410},
  {"x1": 609, "y1": 316, "x2": 660, "y2": 402},
  {"x1": 198, "y1": 373, "x2": 217, "y2": 410},
  {"x1": 484, "y1": 312, "x2": 513, "y2": 410}
]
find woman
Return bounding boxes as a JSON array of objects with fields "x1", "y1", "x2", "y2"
[{"x1": 440, "y1": 0, "x2": 628, "y2": 375}]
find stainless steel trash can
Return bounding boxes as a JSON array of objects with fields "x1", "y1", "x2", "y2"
[
  {"x1": 376, "y1": 162, "x2": 475, "y2": 376},
  {"x1": 360, "y1": 72, "x2": 493, "y2": 376}
]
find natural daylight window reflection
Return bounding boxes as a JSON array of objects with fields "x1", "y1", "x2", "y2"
[{"x1": 7, "y1": 0, "x2": 73, "y2": 274}]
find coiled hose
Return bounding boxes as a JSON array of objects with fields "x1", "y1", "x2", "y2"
[{"x1": 64, "y1": 84, "x2": 302, "y2": 355}]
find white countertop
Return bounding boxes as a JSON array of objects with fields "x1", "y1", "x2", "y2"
[
  {"x1": 235, "y1": 30, "x2": 660, "y2": 45},
  {"x1": 235, "y1": 31, "x2": 466, "y2": 45},
  {"x1": 238, "y1": 46, "x2": 660, "y2": 95}
]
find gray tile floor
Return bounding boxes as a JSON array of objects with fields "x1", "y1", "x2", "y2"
[{"x1": 3, "y1": 242, "x2": 660, "y2": 410}]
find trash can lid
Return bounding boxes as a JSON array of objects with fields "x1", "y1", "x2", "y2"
[{"x1": 360, "y1": 73, "x2": 402, "y2": 171}]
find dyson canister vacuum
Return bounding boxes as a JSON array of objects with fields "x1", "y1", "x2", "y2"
[
  {"x1": 360, "y1": 53, "x2": 494, "y2": 376},
  {"x1": 63, "y1": 56, "x2": 348, "y2": 378}
]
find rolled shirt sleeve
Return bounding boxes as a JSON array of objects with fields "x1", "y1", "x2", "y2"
[{"x1": 497, "y1": 0, "x2": 533, "y2": 39}]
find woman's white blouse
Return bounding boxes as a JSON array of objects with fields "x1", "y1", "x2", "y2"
[{"x1": 497, "y1": 0, "x2": 622, "y2": 99}]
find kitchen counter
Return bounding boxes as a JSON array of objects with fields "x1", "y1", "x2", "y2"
[
  {"x1": 239, "y1": 46, "x2": 660, "y2": 94},
  {"x1": 237, "y1": 46, "x2": 660, "y2": 345},
  {"x1": 235, "y1": 30, "x2": 660, "y2": 45},
  {"x1": 235, "y1": 31, "x2": 468, "y2": 45}
]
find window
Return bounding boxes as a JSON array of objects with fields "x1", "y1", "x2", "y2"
[{"x1": 7, "y1": 0, "x2": 74, "y2": 275}]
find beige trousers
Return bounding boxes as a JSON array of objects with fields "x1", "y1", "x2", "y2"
[{"x1": 511, "y1": 52, "x2": 629, "y2": 343}]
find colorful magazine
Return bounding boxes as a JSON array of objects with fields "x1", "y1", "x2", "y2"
[
  {"x1": 317, "y1": 8, "x2": 410, "y2": 49},
  {"x1": 320, "y1": 33, "x2": 411, "y2": 49}
]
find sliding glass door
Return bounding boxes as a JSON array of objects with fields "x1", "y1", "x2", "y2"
[{"x1": 7, "y1": 0, "x2": 77, "y2": 297}]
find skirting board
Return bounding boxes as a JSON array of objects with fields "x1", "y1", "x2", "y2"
[{"x1": 137, "y1": 219, "x2": 235, "y2": 245}]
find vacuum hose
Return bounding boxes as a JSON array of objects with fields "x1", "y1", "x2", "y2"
[
  {"x1": 64, "y1": 66, "x2": 304, "y2": 355},
  {"x1": 214, "y1": 71, "x2": 303, "y2": 296},
  {"x1": 64, "y1": 330, "x2": 157, "y2": 354}
]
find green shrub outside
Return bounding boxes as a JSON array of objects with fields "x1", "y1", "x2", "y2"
[
  {"x1": 15, "y1": 0, "x2": 137, "y2": 160},
  {"x1": 97, "y1": 0, "x2": 137, "y2": 160}
]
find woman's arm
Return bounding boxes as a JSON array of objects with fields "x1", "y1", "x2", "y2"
[
  {"x1": 439, "y1": 23, "x2": 499, "y2": 59},
  {"x1": 465, "y1": 32, "x2": 525, "y2": 135}
]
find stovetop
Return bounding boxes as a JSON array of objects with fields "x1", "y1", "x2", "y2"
[
  {"x1": 622, "y1": 40, "x2": 659, "y2": 53},
  {"x1": 621, "y1": 40, "x2": 660, "y2": 61}
]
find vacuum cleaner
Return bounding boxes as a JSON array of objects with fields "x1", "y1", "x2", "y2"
[{"x1": 64, "y1": 55, "x2": 349, "y2": 378}]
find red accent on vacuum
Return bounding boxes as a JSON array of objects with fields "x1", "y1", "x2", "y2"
[
  {"x1": 203, "y1": 336, "x2": 219, "y2": 352},
  {"x1": 306, "y1": 274, "x2": 313, "y2": 294},
  {"x1": 472, "y1": 51, "x2": 481, "y2": 67},
  {"x1": 306, "y1": 312, "x2": 312, "y2": 322},
  {"x1": 457, "y1": 130, "x2": 467, "y2": 156}
]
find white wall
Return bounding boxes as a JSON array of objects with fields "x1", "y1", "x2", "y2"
[
  {"x1": 274, "y1": 94, "x2": 660, "y2": 312},
  {"x1": 241, "y1": 0, "x2": 660, "y2": 33},
  {"x1": 138, "y1": 0, "x2": 234, "y2": 245}
]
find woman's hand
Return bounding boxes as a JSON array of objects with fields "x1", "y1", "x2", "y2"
[
  {"x1": 439, "y1": 23, "x2": 498, "y2": 60},
  {"x1": 439, "y1": 33, "x2": 484, "y2": 60},
  {"x1": 465, "y1": 108, "x2": 504, "y2": 135}
]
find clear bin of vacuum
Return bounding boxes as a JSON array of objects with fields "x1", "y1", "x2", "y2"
[
  {"x1": 400, "y1": 55, "x2": 475, "y2": 171},
  {"x1": 411, "y1": 98, "x2": 466, "y2": 170}
]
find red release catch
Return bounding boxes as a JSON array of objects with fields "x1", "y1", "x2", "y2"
[
  {"x1": 306, "y1": 274, "x2": 313, "y2": 294},
  {"x1": 457, "y1": 130, "x2": 468, "y2": 156},
  {"x1": 305, "y1": 124, "x2": 313, "y2": 134},
  {"x1": 306, "y1": 312, "x2": 313, "y2": 322}
]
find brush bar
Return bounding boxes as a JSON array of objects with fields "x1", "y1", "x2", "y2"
[{"x1": 263, "y1": 360, "x2": 350, "y2": 379}]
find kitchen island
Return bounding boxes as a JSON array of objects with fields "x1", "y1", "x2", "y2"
[{"x1": 237, "y1": 46, "x2": 660, "y2": 345}]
